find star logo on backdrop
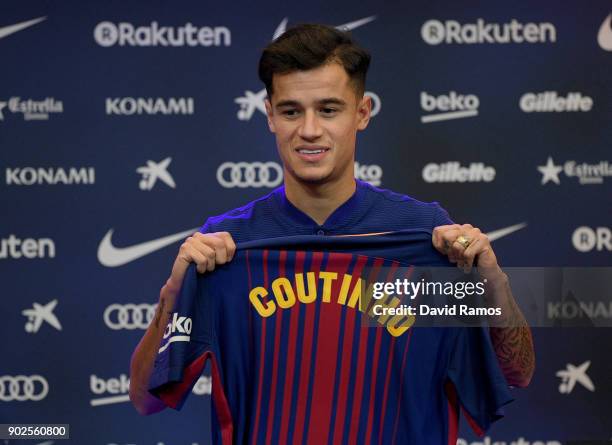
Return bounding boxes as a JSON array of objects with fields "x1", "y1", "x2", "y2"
[{"x1": 538, "y1": 157, "x2": 563, "y2": 185}]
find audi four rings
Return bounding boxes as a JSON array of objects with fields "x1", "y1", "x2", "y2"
[
  {"x1": 103, "y1": 303, "x2": 157, "y2": 330},
  {"x1": 216, "y1": 161, "x2": 283, "y2": 188},
  {"x1": 0, "y1": 375, "x2": 49, "y2": 401}
]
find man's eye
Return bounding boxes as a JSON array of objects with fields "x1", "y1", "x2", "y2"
[
  {"x1": 321, "y1": 108, "x2": 337, "y2": 115},
  {"x1": 282, "y1": 109, "x2": 298, "y2": 117}
]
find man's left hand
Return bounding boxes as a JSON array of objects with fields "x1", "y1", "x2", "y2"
[{"x1": 432, "y1": 224, "x2": 504, "y2": 281}]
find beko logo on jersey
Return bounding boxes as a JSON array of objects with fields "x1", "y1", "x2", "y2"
[
  {"x1": 94, "y1": 21, "x2": 231, "y2": 47},
  {"x1": 217, "y1": 162, "x2": 283, "y2": 188},
  {"x1": 159, "y1": 312, "x2": 193, "y2": 353},
  {"x1": 422, "y1": 162, "x2": 495, "y2": 183},
  {"x1": 106, "y1": 97, "x2": 194, "y2": 115},
  {"x1": 354, "y1": 162, "x2": 383, "y2": 186},
  {"x1": 520, "y1": 92, "x2": 593, "y2": 112},
  {"x1": 104, "y1": 303, "x2": 156, "y2": 330},
  {"x1": 457, "y1": 438, "x2": 560, "y2": 445},
  {"x1": 572, "y1": 226, "x2": 611, "y2": 252},
  {"x1": 90, "y1": 373, "x2": 210, "y2": 406},
  {"x1": 0, "y1": 375, "x2": 49, "y2": 401},
  {"x1": 538, "y1": 157, "x2": 612, "y2": 185},
  {"x1": 421, "y1": 19, "x2": 556, "y2": 45},
  {"x1": 420, "y1": 91, "x2": 479, "y2": 123},
  {"x1": 6, "y1": 167, "x2": 95, "y2": 185},
  {"x1": 0, "y1": 235, "x2": 55, "y2": 259},
  {"x1": 0, "y1": 97, "x2": 63, "y2": 122}
]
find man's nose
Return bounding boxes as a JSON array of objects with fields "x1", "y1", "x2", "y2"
[{"x1": 297, "y1": 109, "x2": 323, "y2": 140}]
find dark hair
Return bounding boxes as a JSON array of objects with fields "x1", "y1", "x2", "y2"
[{"x1": 258, "y1": 23, "x2": 371, "y2": 99}]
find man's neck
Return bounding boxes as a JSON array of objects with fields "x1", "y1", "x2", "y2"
[{"x1": 284, "y1": 175, "x2": 357, "y2": 226}]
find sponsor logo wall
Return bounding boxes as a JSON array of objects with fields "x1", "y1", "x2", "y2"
[{"x1": 2, "y1": 1, "x2": 610, "y2": 444}]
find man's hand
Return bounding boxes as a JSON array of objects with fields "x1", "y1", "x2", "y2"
[
  {"x1": 166, "y1": 231, "x2": 236, "y2": 294},
  {"x1": 432, "y1": 223, "x2": 535, "y2": 387},
  {"x1": 129, "y1": 230, "x2": 236, "y2": 415},
  {"x1": 432, "y1": 223, "x2": 502, "y2": 281}
]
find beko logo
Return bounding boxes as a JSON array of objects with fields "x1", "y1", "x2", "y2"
[
  {"x1": 106, "y1": 97, "x2": 194, "y2": 115},
  {"x1": 159, "y1": 312, "x2": 193, "y2": 353},
  {"x1": 104, "y1": 303, "x2": 157, "y2": 330},
  {"x1": 217, "y1": 162, "x2": 284, "y2": 188},
  {"x1": 421, "y1": 19, "x2": 556, "y2": 45},
  {"x1": 94, "y1": 21, "x2": 231, "y2": 47},
  {"x1": 0, "y1": 97, "x2": 63, "y2": 122},
  {"x1": 6, "y1": 167, "x2": 95, "y2": 185},
  {"x1": 572, "y1": 226, "x2": 611, "y2": 252},
  {"x1": 90, "y1": 374, "x2": 210, "y2": 406},
  {"x1": 520, "y1": 92, "x2": 593, "y2": 112},
  {"x1": 0, "y1": 375, "x2": 49, "y2": 401},
  {"x1": 0, "y1": 235, "x2": 55, "y2": 259},
  {"x1": 423, "y1": 162, "x2": 495, "y2": 183},
  {"x1": 420, "y1": 91, "x2": 479, "y2": 123},
  {"x1": 354, "y1": 162, "x2": 383, "y2": 186}
]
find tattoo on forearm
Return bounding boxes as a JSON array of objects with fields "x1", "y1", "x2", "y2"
[{"x1": 489, "y1": 282, "x2": 536, "y2": 386}]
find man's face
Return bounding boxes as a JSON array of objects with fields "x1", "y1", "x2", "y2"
[{"x1": 265, "y1": 62, "x2": 371, "y2": 185}]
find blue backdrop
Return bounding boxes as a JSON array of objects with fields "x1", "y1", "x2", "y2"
[{"x1": 1, "y1": 0, "x2": 611, "y2": 444}]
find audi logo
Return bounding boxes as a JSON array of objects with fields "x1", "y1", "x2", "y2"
[
  {"x1": 104, "y1": 303, "x2": 156, "y2": 330},
  {"x1": 0, "y1": 375, "x2": 49, "y2": 401},
  {"x1": 216, "y1": 161, "x2": 283, "y2": 189},
  {"x1": 364, "y1": 91, "x2": 382, "y2": 117}
]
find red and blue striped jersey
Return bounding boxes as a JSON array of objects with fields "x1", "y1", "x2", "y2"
[{"x1": 149, "y1": 230, "x2": 513, "y2": 444}]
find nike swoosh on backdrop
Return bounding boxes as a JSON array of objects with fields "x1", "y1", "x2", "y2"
[
  {"x1": 0, "y1": 16, "x2": 46, "y2": 40},
  {"x1": 336, "y1": 15, "x2": 377, "y2": 31},
  {"x1": 99, "y1": 222, "x2": 527, "y2": 267},
  {"x1": 597, "y1": 14, "x2": 612, "y2": 51},
  {"x1": 486, "y1": 222, "x2": 527, "y2": 242},
  {"x1": 98, "y1": 227, "x2": 199, "y2": 267}
]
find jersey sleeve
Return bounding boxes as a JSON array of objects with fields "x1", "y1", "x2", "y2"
[
  {"x1": 446, "y1": 327, "x2": 514, "y2": 435},
  {"x1": 432, "y1": 202, "x2": 454, "y2": 227},
  {"x1": 148, "y1": 263, "x2": 214, "y2": 410}
]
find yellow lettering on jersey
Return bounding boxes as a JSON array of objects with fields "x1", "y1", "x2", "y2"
[
  {"x1": 272, "y1": 277, "x2": 296, "y2": 309},
  {"x1": 249, "y1": 286, "x2": 276, "y2": 317},
  {"x1": 295, "y1": 272, "x2": 317, "y2": 304},
  {"x1": 319, "y1": 272, "x2": 338, "y2": 303}
]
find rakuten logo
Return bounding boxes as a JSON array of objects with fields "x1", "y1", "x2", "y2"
[
  {"x1": 106, "y1": 97, "x2": 194, "y2": 115},
  {"x1": 420, "y1": 91, "x2": 479, "y2": 123},
  {"x1": 422, "y1": 19, "x2": 556, "y2": 45},
  {"x1": 90, "y1": 373, "x2": 210, "y2": 406},
  {"x1": 457, "y1": 438, "x2": 561, "y2": 445},
  {"x1": 572, "y1": 227, "x2": 611, "y2": 252},
  {"x1": 423, "y1": 162, "x2": 495, "y2": 183},
  {"x1": 354, "y1": 162, "x2": 383, "y2": 186},
  {"x1": 0, "y1": 235, "x2": 55, "y2": 259},
  {"x1": 520, "y1": 92, "x2": 593, "y2": 112},
  {"x1": 5, "y1": 167, "x2": 95, "y2": 185},
  {"x1": 94, "y1": 21, "x2": 231, "y2": 47}
]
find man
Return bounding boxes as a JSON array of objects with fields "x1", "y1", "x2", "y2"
[{"x1": 130, "y1": 23, "x2": 534, "y2": 435}]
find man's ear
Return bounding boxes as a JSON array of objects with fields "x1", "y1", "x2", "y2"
[
  {"x1": 265, "y1": 98, "x2": 276, "y2": 133},
  {"x1": 356, "y1": 94, "x2": 372, "y2": 131}
]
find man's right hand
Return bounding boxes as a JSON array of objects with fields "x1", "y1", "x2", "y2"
[{"x1": 167, "y1": 231, "x2": 236, "y2": 294}]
